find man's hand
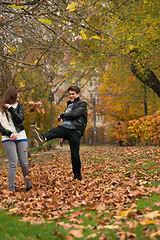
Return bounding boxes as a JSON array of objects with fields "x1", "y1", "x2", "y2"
[
  {"x1": 59, "y1": 138, "x2": 64, "y2": 147},
  {"x1": 57, "y1": 115, "x2": 61, "y2": 122}
]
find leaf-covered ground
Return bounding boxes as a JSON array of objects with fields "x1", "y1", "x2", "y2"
[{"x1": 0, "y1": 145, "x2": 160, "y2": 239}]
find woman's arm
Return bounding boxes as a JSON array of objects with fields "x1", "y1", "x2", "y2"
[
  {"x1": 0, "y1": 123, "x2": 12, "y2": 137},
  {"x1": 8, "y1": 103, "x2": 24, "y2": 123}
]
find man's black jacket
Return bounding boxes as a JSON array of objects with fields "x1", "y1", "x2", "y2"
[{"x1": 60, "y1": 97, "x2": 87, "y2": 136}]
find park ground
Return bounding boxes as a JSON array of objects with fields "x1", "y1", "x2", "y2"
[{"x1": 0, "y1": 144, "x2": 160, "y2": 240}]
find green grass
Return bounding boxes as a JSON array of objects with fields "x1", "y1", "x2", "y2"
[
  {"x1": 30, "y1": 140, "x2": 59, "y2": 153},
  {"x1": 0, "y1": 210, "x2": 57, "y2": 240},
  {"x1": 136, "y1": 194, "x2": 160, "y2": 211},
  {"x1": 0, "y1": 193, "x2": 160, "y2": 240}
]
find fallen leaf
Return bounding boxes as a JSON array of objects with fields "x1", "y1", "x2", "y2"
[
  {"x1": 140, "y1": 220, "x2": 155, "y2": 225},
  {"x1": 69, "y1": 229, "x2": 84, "y2": 238},
  {"x1": 86, "y1": 233, "x2": 97, "y2": 239},
  {"x1": 104, "y1": 225, "x2": 120, "y2": 229},
  {"x1": 9, "y1": 207, "x2": 19, "y2": 213},
  {"x1": 150, "y1": 229, "x2": 160, "y2": 239},
  {"x1": 144, "y1": 211, "x2": 160, "y2": 219}
]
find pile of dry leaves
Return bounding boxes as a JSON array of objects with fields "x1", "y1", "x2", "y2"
[{"x1": 0, "y1": 145, "x2": 159, "y2": 239}]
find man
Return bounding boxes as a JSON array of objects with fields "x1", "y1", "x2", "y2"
[{"x1": 32, "y1": 85, "x2": 87, "y2": 180}]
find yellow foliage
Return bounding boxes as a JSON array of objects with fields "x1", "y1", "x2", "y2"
[
  {"x1": 9, "y1": 4, "x2": 26, "y2": 11},
  {"x1": 68, "y1": 2, "x2": 78, "y2": 12},
  {"x1": 19, "y1": 82, "x2": 25, "y2": 88},
  {"x1": 80, "y1": 30, "x2": 87, "y2": 40},
  {"x1": 38, "y1": 18, "x2": 52, "y2": 25},
  {"x1": 4, "y1": 43, "x2": 16, "y2": 52},
  {"x1": 91, "y1": 36, "x2": 100, "y2": 40}
]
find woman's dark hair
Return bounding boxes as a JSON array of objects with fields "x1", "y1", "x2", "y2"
[
  {"x1": 67, "y1": 85, "x2": 80, "y2": 94},
  {"x1": 0, "y1": 86, "x2": 18, "y2": 116}
]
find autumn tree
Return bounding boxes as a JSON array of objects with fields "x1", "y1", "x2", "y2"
[
  {"x1": 69, "y1": 0, "x2": 160, "y2": 98},
  {"x1": 98, "y1": 70, "x2": 160, "y2": 122},
  {"x1": 0, "y1": 0, "x2": 159, "y2": 98}
]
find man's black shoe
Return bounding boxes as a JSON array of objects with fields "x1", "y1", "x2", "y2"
[
  {"x1": 26, "y1": 186, "x2": 32, "y2": 191},
  {"x1": 74, "y1": 177, "x2": 81, "y2": 181}
]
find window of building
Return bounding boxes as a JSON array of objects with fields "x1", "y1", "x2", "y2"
[
  {"x1": 55, "y1": 94, "x2": 59, "y2": 104},
  {"x1": 93, "y1": 79, "x2": 97, "y2": 87},
  {"x1": 89, "y1": 81, "x2": 93, "y2": 87},
  {"x1": 89, "y1": 78, "x2": 102, "y2": 87},
  {"x1": 77, "y1": 81, "x2": 81, "y2": 87},
  {"x1": 96, "y1": 115, "x2": 102, "y2": 122},
  {"x1": 90, "y1": 92, "x2": 100, "y2": 104},
  {"x1": 91, "y1": 115, "x2": 102, "y2": 122}
]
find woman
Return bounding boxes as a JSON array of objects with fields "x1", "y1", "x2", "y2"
[{"x1": 0, "y1": 86, "x2": 32, "y2": 192}]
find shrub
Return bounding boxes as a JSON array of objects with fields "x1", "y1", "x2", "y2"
[{"x1": 111, "y1": 111, "x2": 160, "y2": 145}]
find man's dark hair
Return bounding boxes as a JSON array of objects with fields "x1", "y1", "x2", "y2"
[{"x1": 68, "y1": 85, "x2": 80, "y2": 94}]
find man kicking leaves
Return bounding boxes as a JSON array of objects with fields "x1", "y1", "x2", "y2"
[{"x1": 32, "y1": 85, "x2": 87, "y2": 181}]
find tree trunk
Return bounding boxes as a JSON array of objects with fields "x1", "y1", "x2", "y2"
[
  {"x1": 0, "y1": 41, "x2": 13, "y2": 94},
  {"x1": 0, "y1": 60, "x2": 13, "y2": 94},
  {"x1": 131, "y1": 64, "x2": 160, "y2": 98}
]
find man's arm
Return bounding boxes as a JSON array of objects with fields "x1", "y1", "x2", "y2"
[{"x1": 60, "y1": 101, "x2": 87, "y2": 120}]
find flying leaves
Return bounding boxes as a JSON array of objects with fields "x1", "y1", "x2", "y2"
[{"x1": 24, "y1": 100, "x2": 45, "y2": 114}]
